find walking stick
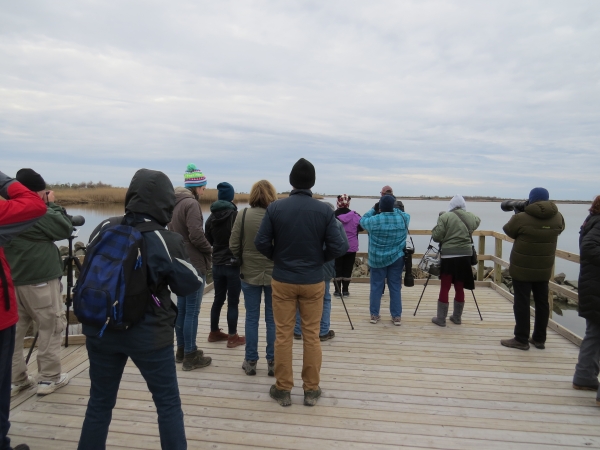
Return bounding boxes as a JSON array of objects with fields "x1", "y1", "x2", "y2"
[
  {"x1": 25, "y1": 332, "x2": 38, "y2": 364},
  {"x1": 472, "y1": 289, "x2": 483, "y2": 320},
  {"x1": 413, "y1": 274, "x2": 432, "y2": 316},
  {"x1": 332, "y1": 278, "x2": 354, "y2": 330}
]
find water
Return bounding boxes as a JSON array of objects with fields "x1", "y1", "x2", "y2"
[{"x1": 61, "y1": 197, "x2": 589, "y2": 337}]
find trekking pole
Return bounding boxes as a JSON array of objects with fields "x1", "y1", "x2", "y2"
[
  {"x1": 25, "y1": 332, "x2": 38, "y2": 364},
  {"x1": 471, "y1": 290, "x2": 483, "y2": 320},
  {"x1": 333, "y1": 279, "x2": 354, "y2": 330},
  {"x1": 413, "y1": 274, "x2": 432, "y2": 316}
]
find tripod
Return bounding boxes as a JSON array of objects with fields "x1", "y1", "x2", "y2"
[
  {"x1": 413, "y1": 273, "x2": 483, "y2": 320},
  {"x1": 332, "y1": 278, "x2": 354, "y2": 330}
]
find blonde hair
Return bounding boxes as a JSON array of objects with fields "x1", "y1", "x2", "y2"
[{"x1": 249, "y1": 180, "x2": 277, "y2": 209}]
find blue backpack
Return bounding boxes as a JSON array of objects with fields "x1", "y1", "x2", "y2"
[{"x1": 73, "y1": 222, "x2": 162, "y2": 335}]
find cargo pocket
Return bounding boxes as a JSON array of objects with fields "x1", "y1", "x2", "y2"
[{"x1": 55, "y1": 310, "x2": 67, "y2": 336}]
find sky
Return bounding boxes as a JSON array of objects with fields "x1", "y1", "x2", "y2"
[{"x1": 1, "y1": 1, "x2": 599, "y2": 200}]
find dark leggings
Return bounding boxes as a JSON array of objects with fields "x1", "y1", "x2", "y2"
[
  {"x1": 439, "y1": 273, "x2": 465, "y2": 303},
  {"x1": 335, "y1": 252, "x2": 356, "y2": 292},
  {"x1": 210, "y1": 264, "x2": 242, "y2": 334}
]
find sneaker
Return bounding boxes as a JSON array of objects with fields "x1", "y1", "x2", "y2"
[
  {"x1": 269, "y1": 385, "x2": 292, "y2": 406},
  {"x1": 242, "y1": 359, "x2": 257, "y2": 376},
  {"x1": 304, "y1": 387, "x2": 322, "y2": 406},
  {"x1": 333, "y1": 291, "x2": 341, "y2": 297},
  {"x1": 267, "y1": 359, "x2": 275, "y2": 377},
  {"x1": 342, "y1": 291, "x2": 350, "y2": 297},
  {"x1": 573, "y1": 382, "x2": 599, "y2": 391},
  {"x1": 37, "y1": 373, "x2": 69, "y2": 395},
  {"x1": 370, "y1": 315, "x2": 380, "y2": 324},
  {"x1": 500, "y1": 338, "x2": 529, "y2": 351},
  {"x1": 11, "y1": 375, "x2": 35, "y2": 398},
  {"x1": 208, "y1": 329, "x2": 229, "y2": 342},
  {"x1": 392, "y1": 316, "x2": 401, "y2": 326},
  {"x1": 319, "y1": 330, "x2": 335, "y2": 341},
  {"x1": 528, "y1": 337, "x2": 545, "y2": 349},
  {"x1": 294, "y1": 333, "x2": 302, "y2": 340},
  {"x1": 227, "y1": 334, "x2": 246, "y2": 348}
]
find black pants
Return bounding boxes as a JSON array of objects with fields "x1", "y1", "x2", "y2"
[
  {"x1": 335, "y1": 252, "x2": 356, "y2": 292},
  {"x1": 0, "y1": 325, "x2": 15, "y2": 450},
  {"x1": 211, "y1": 264, "x2": 242, "y2": 334},
  {"x1": 513, "y1": 279, "x2": 549, "y2": 344}
]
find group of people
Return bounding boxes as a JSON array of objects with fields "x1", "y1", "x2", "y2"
[{"x1": 1, "y1": 158, "x2": 599, "y2": 450}]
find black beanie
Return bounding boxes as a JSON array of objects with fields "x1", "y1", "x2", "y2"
[
  {"x1": 379, "y1": 195, "x2": 395, "y2": 212},
  {"x1": 16, "y1": 168, "x2": 46, "y2": 192},
  {"x1": 289, "y1": 158, "x2": 316, "y2": 189}
]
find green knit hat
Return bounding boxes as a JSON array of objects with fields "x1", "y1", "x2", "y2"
[{"x1": 184, "y1": 163, "x2": 207, "y2": 188}]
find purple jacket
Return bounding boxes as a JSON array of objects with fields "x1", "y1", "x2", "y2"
[{"x1": 336, "y1": 209, "x2": 362, "y2": 253}]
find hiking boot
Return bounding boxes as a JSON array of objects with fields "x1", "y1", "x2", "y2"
[
  {"x1": 529, "y1": 337, "x2": 545, "y2": 349},
  {"x1": 370, "y1": 315, "x2": 380, "y2": 324},
  {"x1": 319, "y1": 330, "x2": 335, "y2": 341},
  {"x1": 294, "y1": 333, "x2": 302, "y2": 340},
  {"x1": 333, "y1": 291, "x2": 341, "y2": 297},
  {"x1": 227, "y1": 334, "x2": 246, "y2": 348},
  {"x1": 573, "y1": 382, "x2": 599, "y2": 391},
  {"x1": 432, "y1": 301, "x2": 448, "y2": 327},
  {"x1": 269, "y1": 385, "x2": 292, "y2": 406},
  {"x1": 342, "y1": 291, "x2": 350, "y2": 297},
  {"x1": 242, "y1": 359, "x2": 257, "y2": 376},
  {"x1": 182, "y1": 350, "x2": 212, "y2": 371},
  {"x1": 304, "y1": 387, "x2": 322, "y2": 406},
  {"x1": 208, "y1": 329, "x2": 229, "y2": 342},
  {"x1": 11, "y1": 375, "x2": 35, "y2": 398},
  {"x1": 392, "y1": 316, "x2": 401, "y2": 326},
  {"x1": 37, "y1": 373, "x2": 69, "y2": 395},
  {"x1": 14, "y1": 445, "x2": 30, "y2": 450},
  {"x1": 501, "y1": 338, "x2": 530, "y2": 351},
  {"x1": 267, "y1": 359, "x2": 275, "y2": 377},
  {"x1": 449, "y1": 300, "x2": 464, "y2": 325},
  {"x1": 175, "y1": 346, "x2": 184, "y2": 363}
]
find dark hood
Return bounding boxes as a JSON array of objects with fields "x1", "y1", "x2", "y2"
[
  {"x1": 524, "y1": 200, "x2": 558, "y2": 220},
  {"x1": 125, "y1": 169, "x2": 175, "y2": 226},
  {"x1": 209, "y1": 200, "x2": 237, "y2": 225}
]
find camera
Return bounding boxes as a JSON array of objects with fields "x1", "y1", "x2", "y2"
[{"x1": 501, "y1": 200, "x2": 528, "y2": 214}]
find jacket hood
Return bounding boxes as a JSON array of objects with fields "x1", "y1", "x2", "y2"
[
  {"x1": 125, "y1": 169, "x2": 175, "y2": 226},
  {"x1": 582, "y1": 214, "x2": 600, "y2": 235},
  {"x1": 337, "y1": 210, "x2": 360, "y2": 225},
  {"x1": 174, "y1": 186, "x2": 195, "y2": 205},
  {"x1": 210, "y1": 200, "x2": 236, "y2": 213},
  {"x1": 524, "y1": 200, "x2": 558, "y2": 220}
]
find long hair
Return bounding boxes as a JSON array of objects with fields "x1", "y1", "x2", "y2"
[
  {"x1": 590, "y1": 195, "x2": 600, "y2": 215},
  {"x1": 249, "y1": 180, "x2": 277, "y2": 209}
]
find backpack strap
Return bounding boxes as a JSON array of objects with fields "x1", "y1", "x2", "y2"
[
  {"x1": 240, "y1": 208, "x2": 247, "y2": 252},
  {"x1": 452, "y1": 210, "x2": 474, "y2": 244}
]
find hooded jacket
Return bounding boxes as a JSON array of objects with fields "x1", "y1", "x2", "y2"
[
  {"x1": 0, "y1": 172, "x2": 47, "y2": 331},
  {"x1": 335, "y1": 208, "x2": 362, "y2": 253},
  {"x1": 432, "y1": 209, "x2": 481, "y2": 257},
  {"x1": 205, "y1": 200, "x2": 238, "y2": 266},
  {"x1": 82, "y1": 169, "x2": 203, "y2": 350},
  {"x1": 168, "y1": 187, "x2": 212, "y2": 275},
  {"x1": 578, "y1": 214, "x2": 600, "y2": 324},
  {"x1": 503, "y1": 200, "x2": 565, "y2": 282}
]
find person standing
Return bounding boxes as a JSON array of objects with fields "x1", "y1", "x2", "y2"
[
  {"x1": 229, "y1": 180, "x2": 277, "y2": 376},
  {"x1": 372, "y1": 185, "x2": 405, "y2": 213},
  {"x1": 572, "y1": 195, "x2": 600, "y2": 396},
  {"x1": 360, "y1": 195, "x2": 410, "y2": 326},
  {"x1": 0, "y1": 170, "x2": 47, "y2": 450},
  {"x1": 206, "y1": 182, "x2": 245, "y2": 348},
  {"x1": 6, "y1": 169, "x2": 74, "y2": 396},
  {"x1": 255, "y1": 158, "x2": 348, "y2": 407},
  {"x1": 431, "y1": 195, "x2": 481, "y2": 327},
  {"x1": 167, "y1": 163, "x2": 212, "y2": 370},
  {"x1": 501, "y1": 187, "x2": 565, "y2": 350},
  {"x1": 334, "y1": 194, "x2": 362, "y2": 297}
]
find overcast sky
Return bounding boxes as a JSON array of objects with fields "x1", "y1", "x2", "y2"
[{"x1": 1, "y1": 1, "x2": 599, "y2": 200}]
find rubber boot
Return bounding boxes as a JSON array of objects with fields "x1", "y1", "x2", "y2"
[
  {"x1": 449, "y1": 300, "x2": 465, "y2": 325},
  {"x1": 342, "y1": 280, "x2": 350, "y2": 296},
  {"x1": 431, "y1": 301, "x2": 448, "y2": 327},
  {"x1": 182, "y1": 350, "x2": 212, "y2": 371}
]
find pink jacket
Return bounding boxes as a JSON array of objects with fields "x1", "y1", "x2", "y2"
[{"x1": 336, "y1": 210, "x2": 362, "y2": 253}]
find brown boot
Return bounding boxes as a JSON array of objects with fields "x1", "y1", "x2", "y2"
[
  {"x1": 208, "y1": 329, "x2": 229, "y2": 342},
  {"x1": 227, "y1": 334, "x2": 246, "y2": 348}
]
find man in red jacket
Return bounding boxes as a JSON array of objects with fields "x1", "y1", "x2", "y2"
[{"x1": 0, "y1": 170, "x2": 47, "y2": 450}]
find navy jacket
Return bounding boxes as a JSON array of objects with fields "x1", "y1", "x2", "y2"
[
  {"x1": 254, "y1": 189, "x2": 348, "y2": 284},
  {"x1": 579, "y1": 214, "x2": 600, "y2": 324}
]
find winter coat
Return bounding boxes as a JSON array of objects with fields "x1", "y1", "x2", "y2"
[
  {"x1": 5, "y1": 203, "x2": 73, "y2": 286},
  {"x1": 82, "y1": 169, "x2": 203, "y2": 351},
  {"x1": 0, "y1": 173, "x2": 47, "y2": 331},
  {"x1": 229, "y1": 207, "x2": 274, "y2": 286},
  {"x1": 503, "y1": 200, "x2": 565, "y2": 282},
  {"x1": 205, "y1": 200, "x2": 238, "y2": 266},
  {"x1": 360, "y1": 208, "x2": 410, "y2": 268},
  {"x1": 167, "y1": 187, "x2": 212, "y2": 275},
  {"x1": 255, "y1": 189, "x2": 349, "y2": 285},
  {"x1": 335, "y1": 208, "x2": 362, "y2": 253},
  {"x1": 578, "y1": 214, "x2": 600, "y2": 324},
  {"x1": 432, "y1": 209, "x2": 481, "y2": 257}
]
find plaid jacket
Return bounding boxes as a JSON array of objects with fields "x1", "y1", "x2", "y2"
[{"x1": 360, "y1": 208, "x2": 410, "y2": 268}]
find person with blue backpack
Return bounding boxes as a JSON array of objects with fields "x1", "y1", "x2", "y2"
[{"x1": 75, "y1": 169, "x2": 203, "y2": 450}]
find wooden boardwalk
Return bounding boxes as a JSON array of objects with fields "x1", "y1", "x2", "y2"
[{"x1": 9, "y1": 282, "x2": 600, "y2": 449}]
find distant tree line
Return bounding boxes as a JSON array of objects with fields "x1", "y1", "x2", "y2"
[{"x1": 46, "y1": 181, "x2": 114, "y2": 189}]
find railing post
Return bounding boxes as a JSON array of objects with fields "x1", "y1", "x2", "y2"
[
  {"x1": 477, "y1": 235, "x2": 485, "y2": 281},
  {"x1": 494, "y1": 237, "x2": 502, "y2": 285}
]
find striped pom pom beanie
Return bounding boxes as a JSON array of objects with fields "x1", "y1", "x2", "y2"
[
  {"x1": 184, "y1": 163, "x2": 207, "y2": 188},
  {"x1": 337, "y1": 194, "x2": 351, "y2": 209}
]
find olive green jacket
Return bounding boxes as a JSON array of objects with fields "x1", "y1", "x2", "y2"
[
  {"x1": 5, "y1": 203, "x2": 74, "y2": 286},
  {"x1": 432, "y1": 209, "x2": 481, "y2": 256},
  {"x1": 503, "y1": 201, "x2": 565, "y2": 282},
  {"x1": 229, "y1": 207, "x2": 274, "y2": 286}
]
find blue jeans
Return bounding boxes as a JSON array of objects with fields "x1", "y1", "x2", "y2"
[
  {"x1": 370, "y1": 256, "x2": 404, "y2": 318},
  {"x1": 294, "y1": 280, "x2": 331, "y2": 336},
  {"x1": 175, "y1": 274, "x2": 205, "y2": 354},
  {"x1": 0, "y1": 326, "x2": 15, "y2": 450},
  {"x1": 242, "y1": 282, "x2": 275, "y2": 362},
  {"x1": 78, "y1": 338, "x2": 186, "y2": 450},
  {"x1": 211, "y1": 264, "x2": 242, "y2": 334}
]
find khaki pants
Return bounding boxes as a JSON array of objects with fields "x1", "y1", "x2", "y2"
[
  {"x1": 12, "y1": 278, "x2": 66, "y2": 383},
  {"x1": 272, "y1": 279, "x2": 324, "y2": 391}
]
